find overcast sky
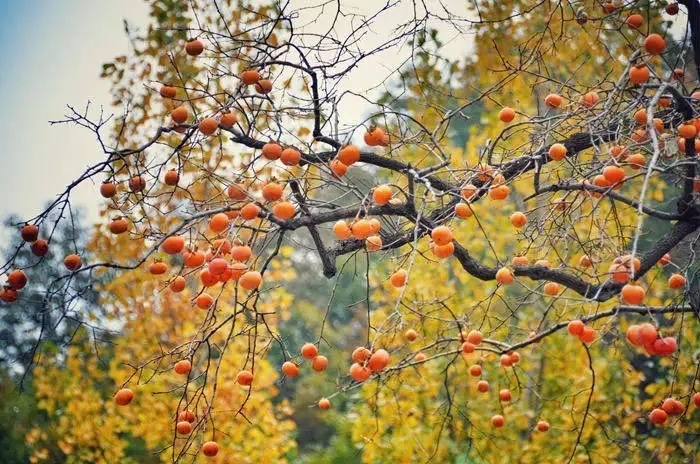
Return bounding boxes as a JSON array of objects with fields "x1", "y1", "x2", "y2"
[{"x1": 0, "y1": 0, "x2": 148, "y2": 222}]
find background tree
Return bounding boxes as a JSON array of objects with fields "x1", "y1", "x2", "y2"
[{"x1": 2, "y1": 0, "x2": 700, "y2": 462}]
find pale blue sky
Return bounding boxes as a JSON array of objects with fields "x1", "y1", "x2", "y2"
[{"x1": 0, "y1": 0, "x2": 148, "y2": 222}]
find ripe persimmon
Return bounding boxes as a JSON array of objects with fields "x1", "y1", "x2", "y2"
[
  {"x1": 30, "y1": 239, "x2": 49, "y2": 257},
  {"x1": 498, "y1": 107, "x2": 516, "y2": 123},
  {"x1": 100, "y1": 182, "x2": 117, "y2": 198},
  {"x1": 262, "y1": 182, "x2": 284, "y2": 202},
  {"x1": 512, "y1": 255, "x2": 529, "y2": 266},
  {"x1": 349, "y1": 363, "x2": 371, "y2": 382},
  {"x1": 311, "y1": 355, "x2": 328, "y2": 372},
  {"x1": 461, "y1": 341, "x2": 475, "y2": 354},
  {"x1": 390, "y1": 269, "x2": 407, "y2": 287},
  {"x1": 469, "y1": 365, "x2": 482, "y2": 377},
  {"x1": 171, "y1": 106, "x2": 188, "y2": 124},
  {"x1": 543, "y1": 282, "x2": 560, "y2": 296},
  {"x1": 196, "y1": 293, "x2": 214, "y2": 309},
  {"x1": 368, "y1": 218, "x2": 381, "y2": 234},
  {"x1": 183, "y1": 250, "x2": 205, "y2": 267},
  {"x1": 602, "y1": 165, "x2": 625, "y2": 184},
  {"x1": 236, "y1": 370, "x2": 254, "y2": 386},
  {"x1": 254, "y1": 79, "x2": 273, "y2": 94},
  {"x1": 228, "y1": 263, "x2": 248, "y2": 280},
  {"x1": 648, "y1": 408, "x2": 667, "y2": 425},
  {"x1": 318, "y1": 398, "x2": 331, "y2": 410},
  {"x1": 109, "y1": 218, "x2": 128, "y2": 234},
  {"x1": 500, "y1": 353, "x2": 514, "y2": 367},
  {"x1": 414, "y1": 352, "x2": 427, "y2": 362},
  {"x1": 661, "y1": 398, "x2": 684, "y2": 416},
  {"x1": 643, "y1": 34, "x2": 666, "y2": 55},
  {"x1": 337, "y1": 145, "x2": 361, "y2": 165},
  {"x1": 581, "y1": 91, "x2": 599, "y2": 107},
  {"x1": 333, "y1": 220, "x2": 352, "y2": 240},
  {"x1": 129, "y1": 175, "x2": 146, "y2": 192},
  {"x1": 578, "y1": 255, "x2": 592, "y2": 267},
  {"x1": 372, "y1": 185, "x2": 392, "y2": 205},
  {"x1": 461, "y1": 183, "x2": 478, "y2": 199},
  {"x1": 668, "y1": 273, "x2": 686, "y2": 289},
  {"x1": 239, "y1": 271, "x2": 262, "y2": 290},
  {"x1": 548, "y1": 143, "x2": 567, "y2": 161},
  {"x1": 240, "y1": 202, "x2": 261, "y2": 220},
  {"x1": 207, "y1": 213, "x2": 228, "y2": 235},
  {"x1": 208, "y1": 258, "x2": 229, "y2": 276},
  {"x1": 653, "y1": 336, "x2": 677, "y2": 356},
  {"x1": 488, "y1": 185, "x2": 510, "y2": 200},
  {"x1": 241, "y1": 69, "x2": 261, "y2": 85},
  {"x1": 368, "y1": 349, "x2": 390, "y2": 372},
  {"x1": 219, "y1": 111, "x2": 237, "y2": 128},
  {"x1": 626, "y1": 153, "x2": 646, "y2": 169},
  {"x1": 202, "y1": 441, "x2": 219, "y2": 457},
  {"x1": 280, "y1": 147, "x2": 301, "y2": 166},
  {"x1": 629, "y1": 65, "x2": 650, "y2": 85},
  {"x1": 273, "y1": 201, "x2": 296, "y2": 220},
  {"x1": 455, "y1": 202, "x2": 473, "y2": 218},
  {"x1": 432, "y1": 242, "x2": 455, "y2": 259},
  {"x1": 404, "y1": 329, "x2": 418, "y2": 342},
  {"x1": 301, "y1": 343, "x2": 318, "y2": 359},
  {"x1": 174, "y1": 359, "x2": 192, "y2": 375},
  {"x1": 544, "y1": 93, "x2": 563, "y2": 108},
  {"x1": 159, "y1": 85, "x2": 176, "y2": 98},
  {"x1": 282, "y1": 361, "x2": 300, "y2": 378},
  {"x1": 329, "y1": 159, "x2": 348, "y2": 177},
  {"x1": 176, "y1": 421, "x2": 192, "y2": 435},
  {"x1": 495, "y1": 267, "x2": 514, "y2": 285},
  {"x1": 626, "y1": 14, "x2": 643, "y2": 29},
  {"x1": 365, "y1": 235, "x2": 382, "y2": 251},
  {"x1": 536, "y1": 420, "x2": 550, "y2": 432},
  {"x1": 491, "y1": 415, "x2": 505, "y2": 428},
  {"x1": 351, "y1": 219, "x2": 372, "y2": 239},
  {"x1": 567, "y1": 319, "x2": 585, "y2": 336},
  {"x1": 499, "y1": 389, "x2": 512, "y2": 402},
  {"x1": 185, "y1": 39, "x2": 204, "y2": 56},
  {"x1": 509, "y1": 212, "x2": 527, "y2": 228},
  {"x1": 431, "y1": 226, "x2": 453, "y2": 246},
  {"x1": 164, "y1": 169, "x2": 179, "y2": 186},
  {"x1": 351, "y1": 346, "x2": 371, "y2": 363},
  {"x1": 621, "y1": 283, "x2": 645, "y2": 304},
  {"x1": 114, "y1": 388, "x2": 134, "y2": 406},
  {"x1": 477, "y1": 380, "x2": 489, "y2": 392},
  {"x1": 678, "y1": 123, "x2": 698, "y2": 139},
  {"x1": 162, "y1": 235, "x2": 185, "y2": 255},
  {"x1": 169, "y1": 276, "x2": 186, "y2": 292},
  {"x1": 261, "y1": 142, "x2": 282, "y2": 160},
  {"x1": 465, "y1": 330, "x2": 483, "y2": 345},
  {"x1": 198, "y1": 117, "x2": 218, "y2": 136},
  {"x1": 364, "y1": 127, "x2": 388, "y2": 146},
  {"x1": 64, "y1": 254, "x2": 82, "y2": 271},
  {"x1": 0, "y1": 288, "x2": 18, "y2": 303},
  {"x1": 7, "y1": 270, "x2": 27, "y2": 290},
  {"x1": 21, "y1": 224, "x2": 39, "y2": 242}
]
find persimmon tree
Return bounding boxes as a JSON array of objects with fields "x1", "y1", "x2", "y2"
[{"x1": 2, "y1": 0, "x2": 700, "y2": 462}]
